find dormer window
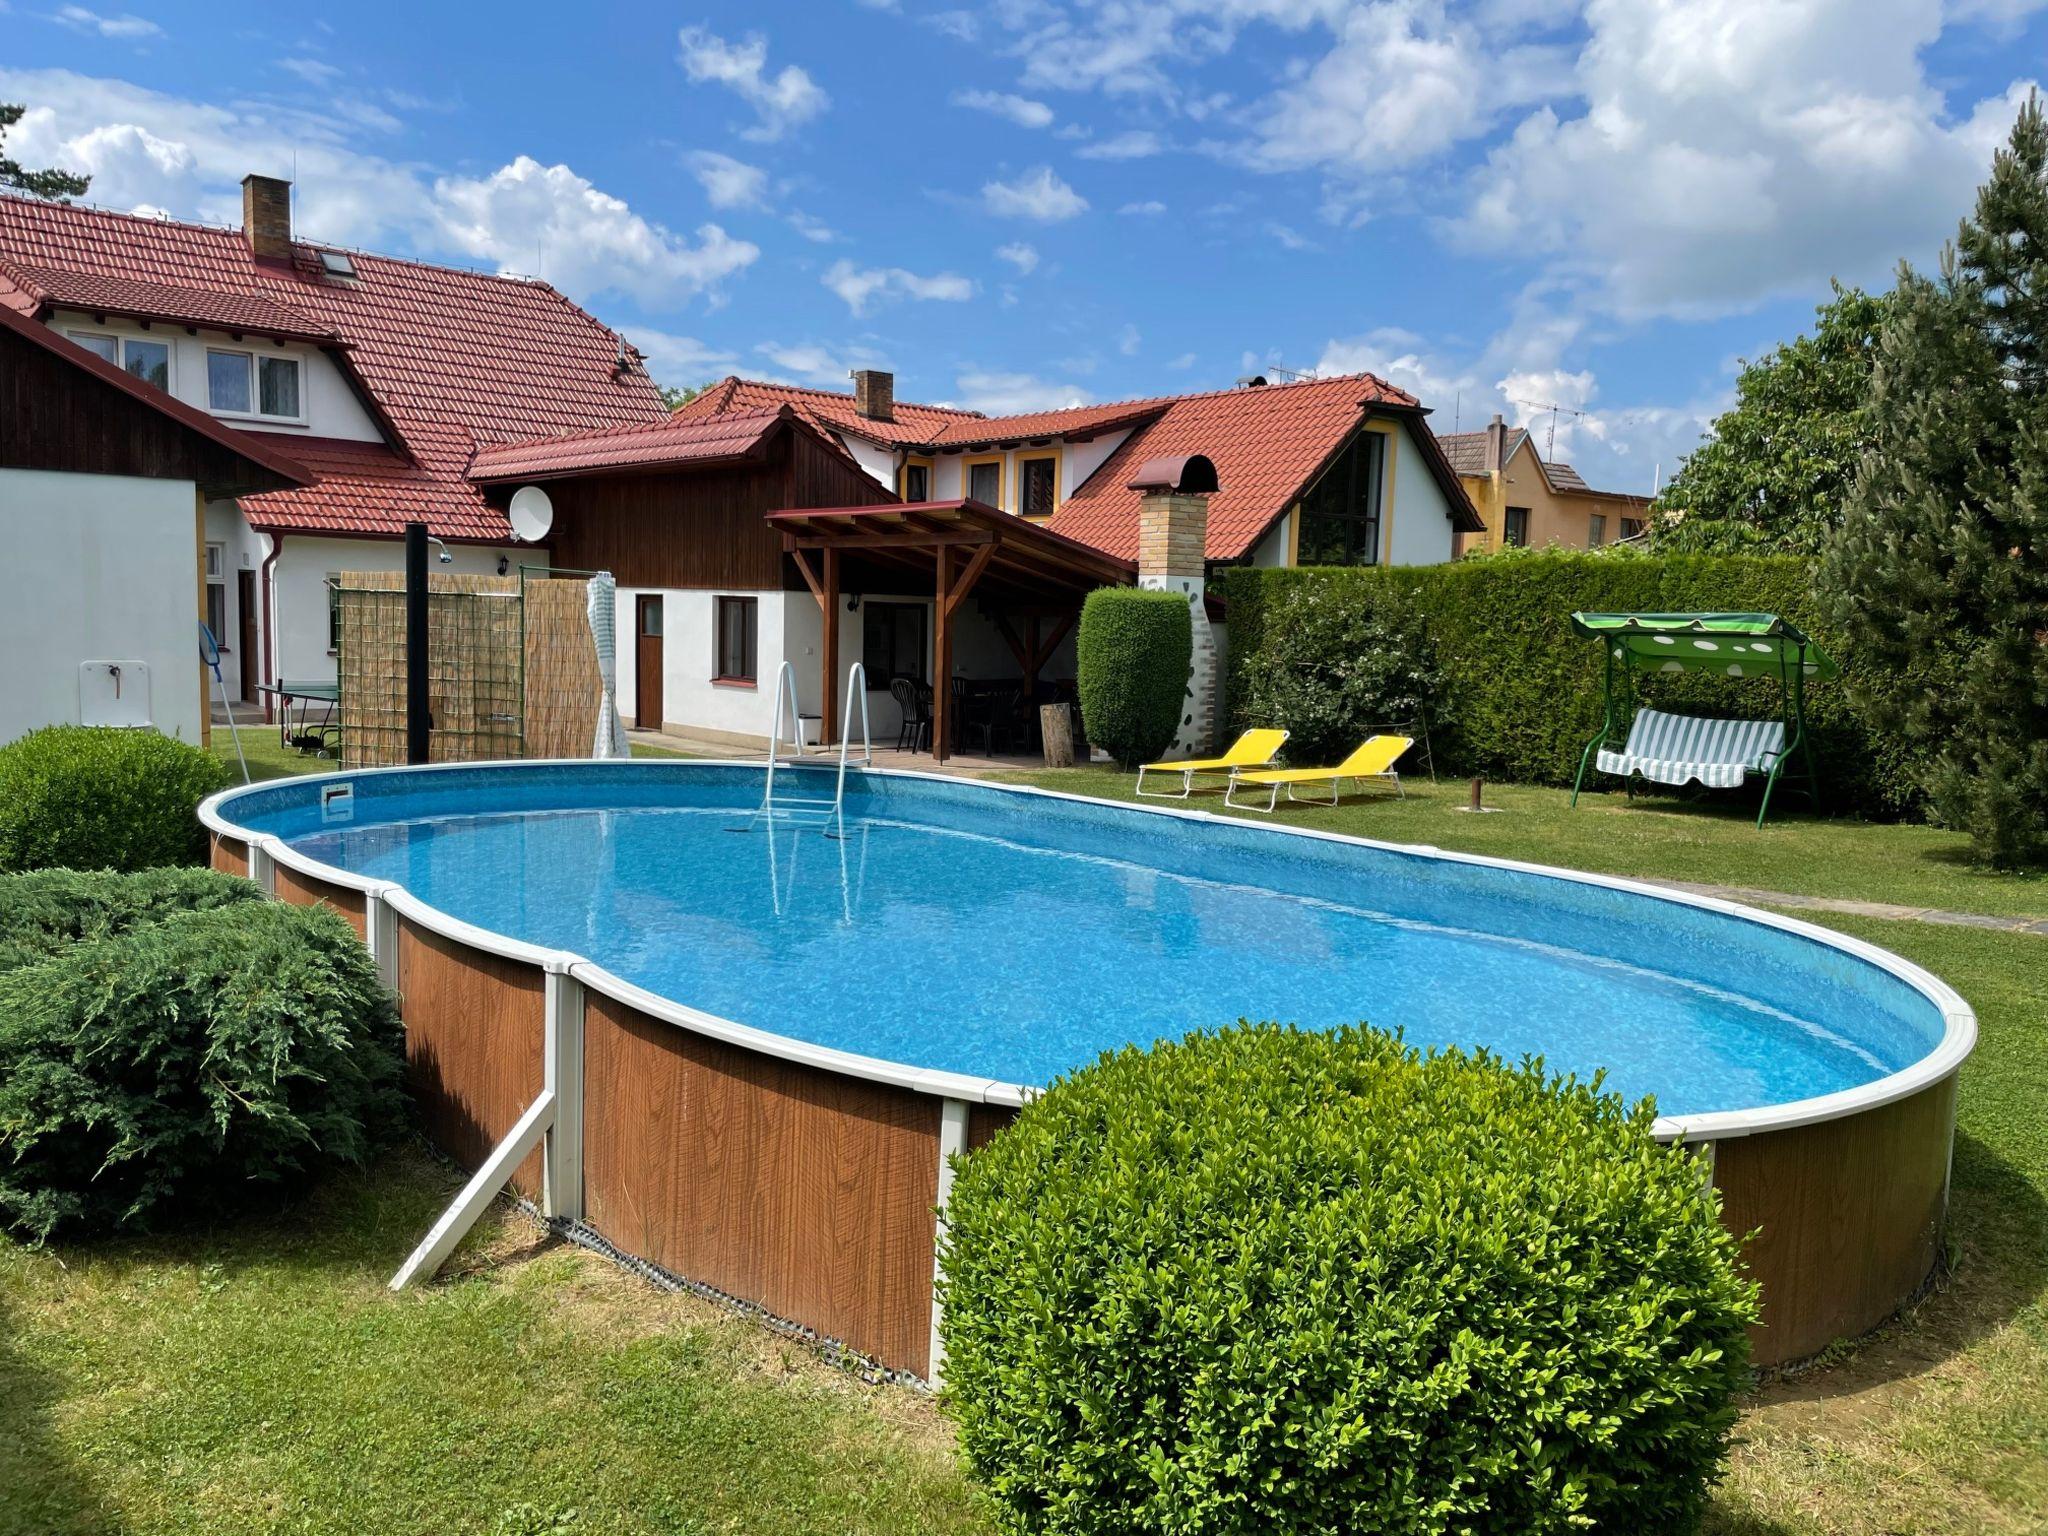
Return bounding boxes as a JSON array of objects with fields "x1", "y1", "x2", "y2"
[
  {"x1": 207, "y1": 347, "x2": 303, "y2": 422},
  {"x1": 68, "y1": 329, "x2": 170, "y2": 391}
]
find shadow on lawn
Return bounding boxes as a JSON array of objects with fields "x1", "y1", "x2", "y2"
[
  {"x1": 0, "y1": 1287, "x2": 125, "y2": 1536},
  {"x1": 1754, "y1": 1129, "x2": 2048, "y2": 1407}
]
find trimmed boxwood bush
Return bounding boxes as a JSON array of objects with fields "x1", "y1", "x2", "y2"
[
  {"x1": 0, "y1": 725, "x2": 232, "y2": 874},
  {"x1": 939, "y1": 1024, "x2": 1758, "y2": 1536},
  {"x1": 0, "y1": 866, "x2": 261, "y2": 973},
  {"x1": 0, "y1": 899, "x2": 406, "y2": 1240},
  {"x1": 1076, "y1": 588, "x2": 1193, "y2": 768}
]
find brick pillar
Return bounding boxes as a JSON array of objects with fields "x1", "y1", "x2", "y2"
[{"x1": 1136, "y1": 490, "x2": 1217, "y2": 758}]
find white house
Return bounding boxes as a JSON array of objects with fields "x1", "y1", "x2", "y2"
[
  {"x1": 0, "y1": 301, "x2": 310, "y2": 744},
  {"x1": 0, "y1": 177, "x2": 667, "y2": 710}
]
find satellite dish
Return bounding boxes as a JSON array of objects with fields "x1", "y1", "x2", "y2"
[{"x1": 508, "y1": 485, "x2": 554, "y2": 544}]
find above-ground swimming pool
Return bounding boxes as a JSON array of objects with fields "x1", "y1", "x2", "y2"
[{"x1": 204, "y1": 761, "x2": 1974, "y2": 1380}]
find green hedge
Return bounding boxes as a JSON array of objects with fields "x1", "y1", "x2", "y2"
[
  {"x1": 1214, "y1": 549, "x2": 1927, "y2": 816},
  {"x1": 0, "y1": 726, "x2": 231, "y2": 873},
  {"x1": 0, "y1": 866, "x2": 262, "y2": 973},
  {"x1": 940, "y1": 1024, "x2": 1758, "y2": 1536},
  {"x1": 0, "y1": 898, "x2": 406, "y2": 1240},
  {"x1": 1076, "y1": 588, "x2": 1193, "y2": 769}
]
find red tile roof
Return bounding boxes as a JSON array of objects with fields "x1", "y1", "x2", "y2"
[
  {"x1": 0, "y1": 262, "x2": 342, "y2": 342},
  {"x1": 0, "y1": 194, "x2": 668, "y2": 541},
  {"x1": 924, "y1": 398, "x2": 1170, "y2": 448},
  {"x1": 682, "y1": 371, "x2": 1478, "y2": 560},
  {"x1": 469, "y1": 406, "x2": 798, "y2": 482},
  {"x1": 1, "y1": 300, "x2": 312, "y2": 492},
  {"x1": 676, "y1": 374, "x2": 981, "y2": 446}
]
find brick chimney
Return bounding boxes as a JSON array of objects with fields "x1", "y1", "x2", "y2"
[
  {"x1": 1485, "y1": 412, "x2": 1508, "y2": 473},
  {"x1": 242, "y1": 174, "x2": 293, "y2": 262},
  {"x1": 851, "y1": 369, "x2": 894, "y2": 422},
  {"x1": 1130, "y1": 454, "x2": 1221, "y2": 757}
]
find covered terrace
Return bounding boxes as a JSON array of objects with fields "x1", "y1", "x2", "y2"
[{"x1": 765, "y1": 498, "x2": 1135, "y2": 762}]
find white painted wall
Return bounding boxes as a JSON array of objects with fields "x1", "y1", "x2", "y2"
[
  {"x1": 1247, "y1": 510, "x2": 1293, "y2": 568},
  {"x1": 268, "y1": 535, "x2": 523, "y2": 689},
  {"x1": 47, "y1": 308, "x2": 382, "y2": 442},
  {"x1": 1384, "y1": 425, "x2": 1459, "y2": 567},
  {"x1": 0, "y1": 467, "x2": 205, "y2": 744},
  {"x1": 839, "y1": 435, "x2": 900, "y2": 491}
]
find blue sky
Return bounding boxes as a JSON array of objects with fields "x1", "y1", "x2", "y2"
[{"x1": 3, "y1": 0, "x2": 2043, "y2": 494}]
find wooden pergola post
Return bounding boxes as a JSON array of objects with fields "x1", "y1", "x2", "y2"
[
  {"x1": 820, "y1": 546, "x2": 839, "y2": 748},
  {"x1": 933, "y1": 546, "x2": 952, "y2": 763}
]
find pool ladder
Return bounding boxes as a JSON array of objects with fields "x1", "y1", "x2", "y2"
[{"x1": 759, "y1": 659, "x2": 871, "y2": 828}]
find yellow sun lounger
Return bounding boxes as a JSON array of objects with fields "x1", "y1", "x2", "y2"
[
  {"x1": 1135, "y1": 728, "x2": 1289, "y2": 798},
  {"x1": 1224, "y1": 735, "x2": 1414, "y2": 812}
]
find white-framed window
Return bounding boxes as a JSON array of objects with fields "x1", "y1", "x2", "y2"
[
  {"x1": 68, "y1": 329, "x2": 171, "y2": 391},
  {"x1": 1589, "y1": 513, "x2": 1608, "y2": 548},
  {"x1": 207, "y1": 347, "x2": 304, "y2": 421},
  {"x1": 205, "y1": 543, "x2": 227, "y2": 646}
]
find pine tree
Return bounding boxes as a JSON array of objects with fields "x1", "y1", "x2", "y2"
[
  {"x1": 0, "y1": 105, "x2": 90, "y2": 201},
  {"x1": 1822, "y1": 93, "x2": 2048, "y2": 867}
]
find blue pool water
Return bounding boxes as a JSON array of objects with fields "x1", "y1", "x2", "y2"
[{"x1": 221, "y1": 764, "x2": 1948, "y2": 1118}]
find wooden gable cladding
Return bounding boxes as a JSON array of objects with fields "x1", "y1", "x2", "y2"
[
  {"x1": 539, "y1": 424, "x2": 895, "y2": 592},
  {"x1": 0, "y1": 316, "x2": 305, "y2": 498}
]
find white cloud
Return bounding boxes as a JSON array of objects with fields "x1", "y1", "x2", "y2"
[
  {"x1": 627, "y1": 327, "x2": 738, "y2": 388},
  {"x1": 1265, "y1": 220, "x2": 1314, "y2": 250},
  {"x1": 1118, "y1": 198, "x2": 1166, "y2": 215},
  {"x1": 0, "y1": 69, "x2": 758, "y2": 316},
  {"x1": 278, "y1": 57, "x2": 342, "y2": 86},
  {"x1": 756, "y1": 340, "x2": 891, "y2": 388},
  {"x1": 995, "y1": 240, "x2": 1040, "y2": 273},
  {"x1": 1166, "y1": 351, "x2": 1198, "y2": 370},
  {"x1": 821, "y1": 257, "x2": 974, "y2": 316},
  {"x1": 434, "y1": 157, "x2": 760, "y2": 307},
  {"x1": 786, "y1": 209, "x2": 837, "y2": 243},
  {"x1": 1076, "y1": 129, "x2": 1162, "y2": 159},
  {"x1": 952, "y1": 89, "x2": 1055, "y2": 128},
  {"x1": 955, "y1": 370, "x2": 1090, "y2": 413},
  {"x1": 685, "y1": 149, "x2": 769, "y2": 209},
  {"x1": 1452, "y1": 0, "x2": 2040, "y2": 319},
  {"x1": 1117, "y1": 322, "x2": 1141, "y2": 355},
  {"x1": 982, "y1": 165, "x2": 1088, "y2": 220},
  {"x1": 54, "y1": 6, "x2": 161, "y2": 40},
  {"x1": 676, "y1": 25, "x2": 828, "y2": 141}
]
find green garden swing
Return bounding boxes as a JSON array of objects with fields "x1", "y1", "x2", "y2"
[{"x1": 1568, "y1": 612, "x2": 1836, "y2": 828}]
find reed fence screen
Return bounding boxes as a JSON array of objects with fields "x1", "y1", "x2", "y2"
[{"x1": 334, "y1": 569, "x2": 603, "y2": 768}]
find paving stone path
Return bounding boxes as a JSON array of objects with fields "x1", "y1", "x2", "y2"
[{"x1": 1645, "y1": 879, "x2": 2048, "y2": 936}]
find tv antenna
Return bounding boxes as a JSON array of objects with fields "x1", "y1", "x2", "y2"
[{"x1": 1512, "y1": 397, "x2": 1588, "y2": 458}]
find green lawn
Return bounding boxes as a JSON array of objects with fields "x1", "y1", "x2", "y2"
[
  {"x1": 208, "y1": 730, "x2": 691, "y2": 784},
  {"x1": 7, "y1": 772, "x2": 2045, "y2": 1533},
  {"x1": 986, "y1": 766, "x2": 2048, "y2": 921}
]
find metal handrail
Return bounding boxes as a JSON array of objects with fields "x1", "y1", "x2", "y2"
[{"x1": 761, "y1": 661, "x2": 871, "y2": 824}]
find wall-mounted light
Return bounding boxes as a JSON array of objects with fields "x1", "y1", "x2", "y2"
[
  {"x1": 497, "y1": 555, "x2": 510, "y2": 576},
  {"x1": 846, "y1": 594, "x2": 861, "y2": 612}
]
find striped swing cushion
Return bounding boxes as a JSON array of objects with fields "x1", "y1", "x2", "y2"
[{"x1": 1597, "y1": 707, "x2": 1785, "y2": 790}]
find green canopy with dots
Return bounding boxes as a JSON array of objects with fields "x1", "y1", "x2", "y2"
[
  {"x1": 1568, "y1": 611, "x2": 1839, "y2": 681},
  {"x1": 1569, "y1": 611, "x2": 1834, "y2": 827}
]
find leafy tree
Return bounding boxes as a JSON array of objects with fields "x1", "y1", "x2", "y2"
[
  {"x1": 1653, "y1": 283, "x2": 1893, "y2": 554},
  {"x1": 658, "y1": 382, "x2": 705, "y2": 411},
  {"x1": 1822, "y1": 93, "x2": 2048, "y2": 867},
  {"x1": 0, "y1": 104, "x2": 90, "y2": 201}
]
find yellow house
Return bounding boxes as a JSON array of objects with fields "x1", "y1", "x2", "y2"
[{"x1": 1437, "y1": 415, "x2": 1651, "y2": 556}]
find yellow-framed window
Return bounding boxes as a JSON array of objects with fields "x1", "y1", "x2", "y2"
[
  {"x1": 962, "y1": 454, "x2": 1005, "y2": 510},
  {"x1": 1017, "y1": 449, "x2": 1061, "y2": 520},
  {"x1": 900, "y1": 455, "x2": 935, "y2": 502}
]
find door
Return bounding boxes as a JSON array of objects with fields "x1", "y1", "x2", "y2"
[
  {"x1": 635, "y1": 595, "x2": 663, "y2": 728},
  {"x1": 236, "y1": 569, "x2": 259, "y2": 702}
]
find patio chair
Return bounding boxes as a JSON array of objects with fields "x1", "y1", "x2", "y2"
[
  {"x1": 889, "y1": 676, "x2": 930, "y2": 752},
  {"x1": 1224, "y1": 735, "x2": 1414, "y2": 813},
  {"x1": 1135, "y1": 728, "x2": 1288, "y2": 798}
]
